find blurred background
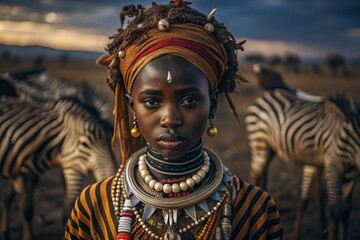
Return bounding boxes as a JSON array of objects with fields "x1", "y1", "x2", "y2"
[{"x1": 0, "y1": 0, "x2": 359, "y2": 239}]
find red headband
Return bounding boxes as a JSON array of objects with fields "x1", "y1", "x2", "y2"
[{"x1": 136, "y1": 39, "x2": 226, "y2": 82}]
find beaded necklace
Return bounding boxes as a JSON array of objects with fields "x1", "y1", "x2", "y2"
[
  {"x1": 145, "y1": 139, "x2": 204, "y2": 176},
  {"x1": 138, "y1": 151, "x2": 211, "y2": 194},
  {"x1": 111, "y1": 147, "x2": 234, "y2": 240}
]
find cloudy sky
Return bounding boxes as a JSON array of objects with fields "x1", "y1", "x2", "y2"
[{"x1": 1, "y1": 0, "x2": 359, "y2": 60}]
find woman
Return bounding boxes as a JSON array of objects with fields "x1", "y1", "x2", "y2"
[{"x1": 65, "y1": 1, "x2": 285, "y2": 239}]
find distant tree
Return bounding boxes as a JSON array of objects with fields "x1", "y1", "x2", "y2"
[
  {"x1": 284, "y1": 52, "x2": 301, "y2": 74},
  {"x1": 269, "y1": 55, "x2": 282, "y2": 66},
  {"x1": 244, "y1": 53, "x2": 266, "y2": 64},
  {"x1": 341, "y1": 67, "x2": 350, "y2": 78},
  {"x1": 33, "y1": 54, "x2": 45, "y2": 68},
  {"x1": 59, "y1": 52, "x2": 70, "y2": 64},
  {"x1": 1, "y1": 50, "x2": 11, "y2": 60},
  {"x1": 13, "y1": 56, "x2": 21, "y2": 66},
  {"x1": 311, "y1": 64, "x2": 322, "y2": 75},
  {"x1": 325, "y1": 53, "x2": 346, "y2": 76}
]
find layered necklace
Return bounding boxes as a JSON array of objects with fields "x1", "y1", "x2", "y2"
[
  {"x1": 111, "y1": 144, "x2": 235, "y2": 240},
  {"x1": 139, "y1": 152, "x2": 211, "y2": 195}
]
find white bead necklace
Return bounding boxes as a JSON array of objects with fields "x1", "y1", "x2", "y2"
[
  {"x1": 138, "y1": 151, "x2": 211, "y2": 194},
  {"x1": 111, "y1": 147, "x2": 234, "y2": 240},
  {"x1": 112, "y1": 170, "x2": 231, "y2": 240}
]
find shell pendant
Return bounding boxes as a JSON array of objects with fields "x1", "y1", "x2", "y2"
[{"x1": 164, "y1": 226, "x2": 181, "y2": 240}]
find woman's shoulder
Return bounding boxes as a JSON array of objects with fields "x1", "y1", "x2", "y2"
[
  {"x1": 82, "y1": 175, "x2": 115, "y2": 192},
  {"x1": 233, "y1": 176, "x2": 268, "y2": 194},
  {"x1": 231, "y1": 175, "x2": 285, "y2": 239},
  {"x1": 76, "y1": 176, "x2": 115, "y2": 205},
  {"x1": 66, "y1": 176, "x2": 118, "y2": 239},
  {"x1": 231, "y1": 175, "x2": 276, "y2": 207}
]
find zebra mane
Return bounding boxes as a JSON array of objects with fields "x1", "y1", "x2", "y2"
[
  {"x1": 0, "y1": 75, "x2": 18, "y2": 98},
  {"x1": 9, "y1": 67, "x2": 79, "y2": 93},
  {"x1": 10, "y1": 67, "x2": 46, "y2": 82},
  {"x1": 328, "y1": 94, "x2": 359, "y2": 121},
  {"x1": 5, "y1": 67, "x2": 113, "y2": 129},
  {"x1": 57, "y1": 96, "x2": 114, "y2": 133}
]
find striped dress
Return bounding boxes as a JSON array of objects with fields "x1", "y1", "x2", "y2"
[{"x1": 65, "y1": 173, "x2": 284, "y2": 240}]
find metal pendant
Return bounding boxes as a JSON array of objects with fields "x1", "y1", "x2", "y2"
[
  {"x1": 164, "y1": 226, "x2": 182, "y2": 240},
  {"x1": 215, "y1": 226, "x2": 223, "y2": 240},
  {"x1": 167, "y1": 71, "x2": 173, "y2": 84},
  {"x1": 221, "y1": 217, "x2": 232, "y2": 240},
  {"x1": 222, "y1": 203, "x2": 232, "y2": 218}
]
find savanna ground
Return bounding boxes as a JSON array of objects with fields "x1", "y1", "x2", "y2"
[{"x1": 0, "y1": 59, "x2": 359, "y2": 239}]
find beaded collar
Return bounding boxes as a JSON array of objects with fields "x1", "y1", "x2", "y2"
[
  {"x1": 138, "y1": 151, "x2": 211, "y2": 194},
  {"x1": 112, "y1": 146, "x2": 235, "y2": 239},
  {"x1": 145, "y1": 139, "x2": 204, "y2": 176}
]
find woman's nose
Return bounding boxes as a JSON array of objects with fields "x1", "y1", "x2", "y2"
[{"x1": 160, "y1": 105, "x2": 182, "y2": 128}]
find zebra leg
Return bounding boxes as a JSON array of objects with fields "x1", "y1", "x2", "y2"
[
  {"x1": 338, "y1": 179, "x2": 356, "y2": 240},
  {"x1": 249, "y1": 145, "x2": 274, "y2": 189},
  {"x1": 324, "y1": 161, "x2": 343, "y2": 240},
  {"x1": 315, "y1": 169, "x2": 328, "y2": 239},
  {"x1": 293, "y1": 165, "x2": 318, "y2": 240},
  {"x1": 62, "y1": 168, "x2": 84, "y2": 224},
  {"x1": 14, "y1": 175, "x2": 38, "y2": 240},
  {"x1": 0, "y1": 180, "x2": 16, "y2": 240}
]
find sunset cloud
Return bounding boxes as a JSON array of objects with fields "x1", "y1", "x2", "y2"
[
  {"x1": 0, "y1": 20, "x2": 108, "y2": 51},
  {"x1": 0, "y1": 0, "x2": 359, "y2": 60}
]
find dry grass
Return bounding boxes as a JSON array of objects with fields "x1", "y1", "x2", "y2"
[{"x1": 1, "y1": 59, "x2": 359, "y2": 239}]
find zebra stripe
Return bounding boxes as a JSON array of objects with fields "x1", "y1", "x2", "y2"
[
  {"x1": 0, "y1": 97, "x2": 116, "y2": 205},
  {"x1": 246, "y1": 89, "x2": 359, "y2": 197},
  {"x1": 245, "y1": 88, "x2": 360, "y2": 238},
  {"x1": 1, "y1": 69, "x2": 112, "y2": 125}
]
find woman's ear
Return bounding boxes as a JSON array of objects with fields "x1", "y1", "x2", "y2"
[
  {"x1": 125, "y1": 93, "x2": 135, "y2": 115},
  {"x1": 209, "y1": 89, "x2": 218, "y2": 118}
]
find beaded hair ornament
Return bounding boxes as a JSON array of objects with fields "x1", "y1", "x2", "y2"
[{"x1": 96, "y1": 0, "x2": 246, "y2": 166}]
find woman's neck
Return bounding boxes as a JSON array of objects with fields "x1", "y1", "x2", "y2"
[{"x1": 145, "y1": 139, "x2": 204, "y2": 180}]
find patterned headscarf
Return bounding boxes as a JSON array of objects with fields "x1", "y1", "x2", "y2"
[{"x1": 119, "y1": 23, "x2": 227, "y2": 93}]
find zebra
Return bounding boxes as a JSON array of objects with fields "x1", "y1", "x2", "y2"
[
  {"x1": 0, "y1": 96, "x2": 116, "y2": 240},
  {"x1": 0, "y1": 75, "x2": 18, "y2": 98},
  {"x1": 1, "y1": 68, "x2": 113, "y2": 125},
  {"x1": 245, "y1": 69, "x2": 359, "y2": 240}
]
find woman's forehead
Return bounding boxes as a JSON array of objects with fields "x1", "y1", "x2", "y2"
[{"x1": 133, "y1": 55, "x2": 210, "y2": 91}]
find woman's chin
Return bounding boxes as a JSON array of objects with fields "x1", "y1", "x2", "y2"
[{"x1": 153, "y1": 140, "x2": 191, "y2": 159}]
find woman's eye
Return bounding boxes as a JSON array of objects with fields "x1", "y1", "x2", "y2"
[
  {"x1": 143, "y1": 98, "x2": 160, "y2": 107},
  {"x1": 181, "y1": 97, "x2": 199, "y2": 106}
]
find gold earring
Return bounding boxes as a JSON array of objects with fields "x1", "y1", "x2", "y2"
[
  {"x1": 130, "y1": 117, "x2": 141, "y2": 138},
  {"x1": 206, "y1": 117, "x2": 217, "y2": 136}
]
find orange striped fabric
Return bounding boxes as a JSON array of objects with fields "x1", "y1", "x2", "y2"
[
  {"x1": 65, "y1": 177, "x2": 117, "y2": 240},
  {"x1": 232, "y1": 179, "x2": 284, "y2": 240},
  {"x1": 65, "y1": 176, "x2": 284, "y2": 239}
]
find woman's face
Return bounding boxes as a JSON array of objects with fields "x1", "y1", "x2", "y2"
[{"x1": 130, "y1": 55, "x2": 216, "y2": 159}]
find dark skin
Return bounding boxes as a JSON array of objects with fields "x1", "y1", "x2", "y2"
[{"x1": 127, "y1": 55, "x2": 217, "y2": 165}]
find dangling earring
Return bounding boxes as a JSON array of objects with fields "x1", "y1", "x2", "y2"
[
  {"x1": 206, "y1": 117, "x2": 217, "y2": 136},
  {"x1": 131, "y1": 117, "x2": 141, "y2": 137}
]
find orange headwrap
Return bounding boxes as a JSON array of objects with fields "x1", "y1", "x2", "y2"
[{"x1": 119, "y1": 23, "x2": 227, "y2": 93}]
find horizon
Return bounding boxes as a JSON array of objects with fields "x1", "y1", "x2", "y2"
[
  {"x1": 1, "y1": 0, "x2": 359, "y2": 60},
  {"x1": 2, "y1": 43, "x2": 360, "y2": 65}
]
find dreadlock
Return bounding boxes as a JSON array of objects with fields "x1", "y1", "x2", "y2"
[{"x1": 97, "y1": 0, "x2": 246, "y2": 165}]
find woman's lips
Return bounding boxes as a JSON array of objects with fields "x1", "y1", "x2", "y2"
[{"x1": 157, "y1": 133, "x2": 187, "y2": 149}]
